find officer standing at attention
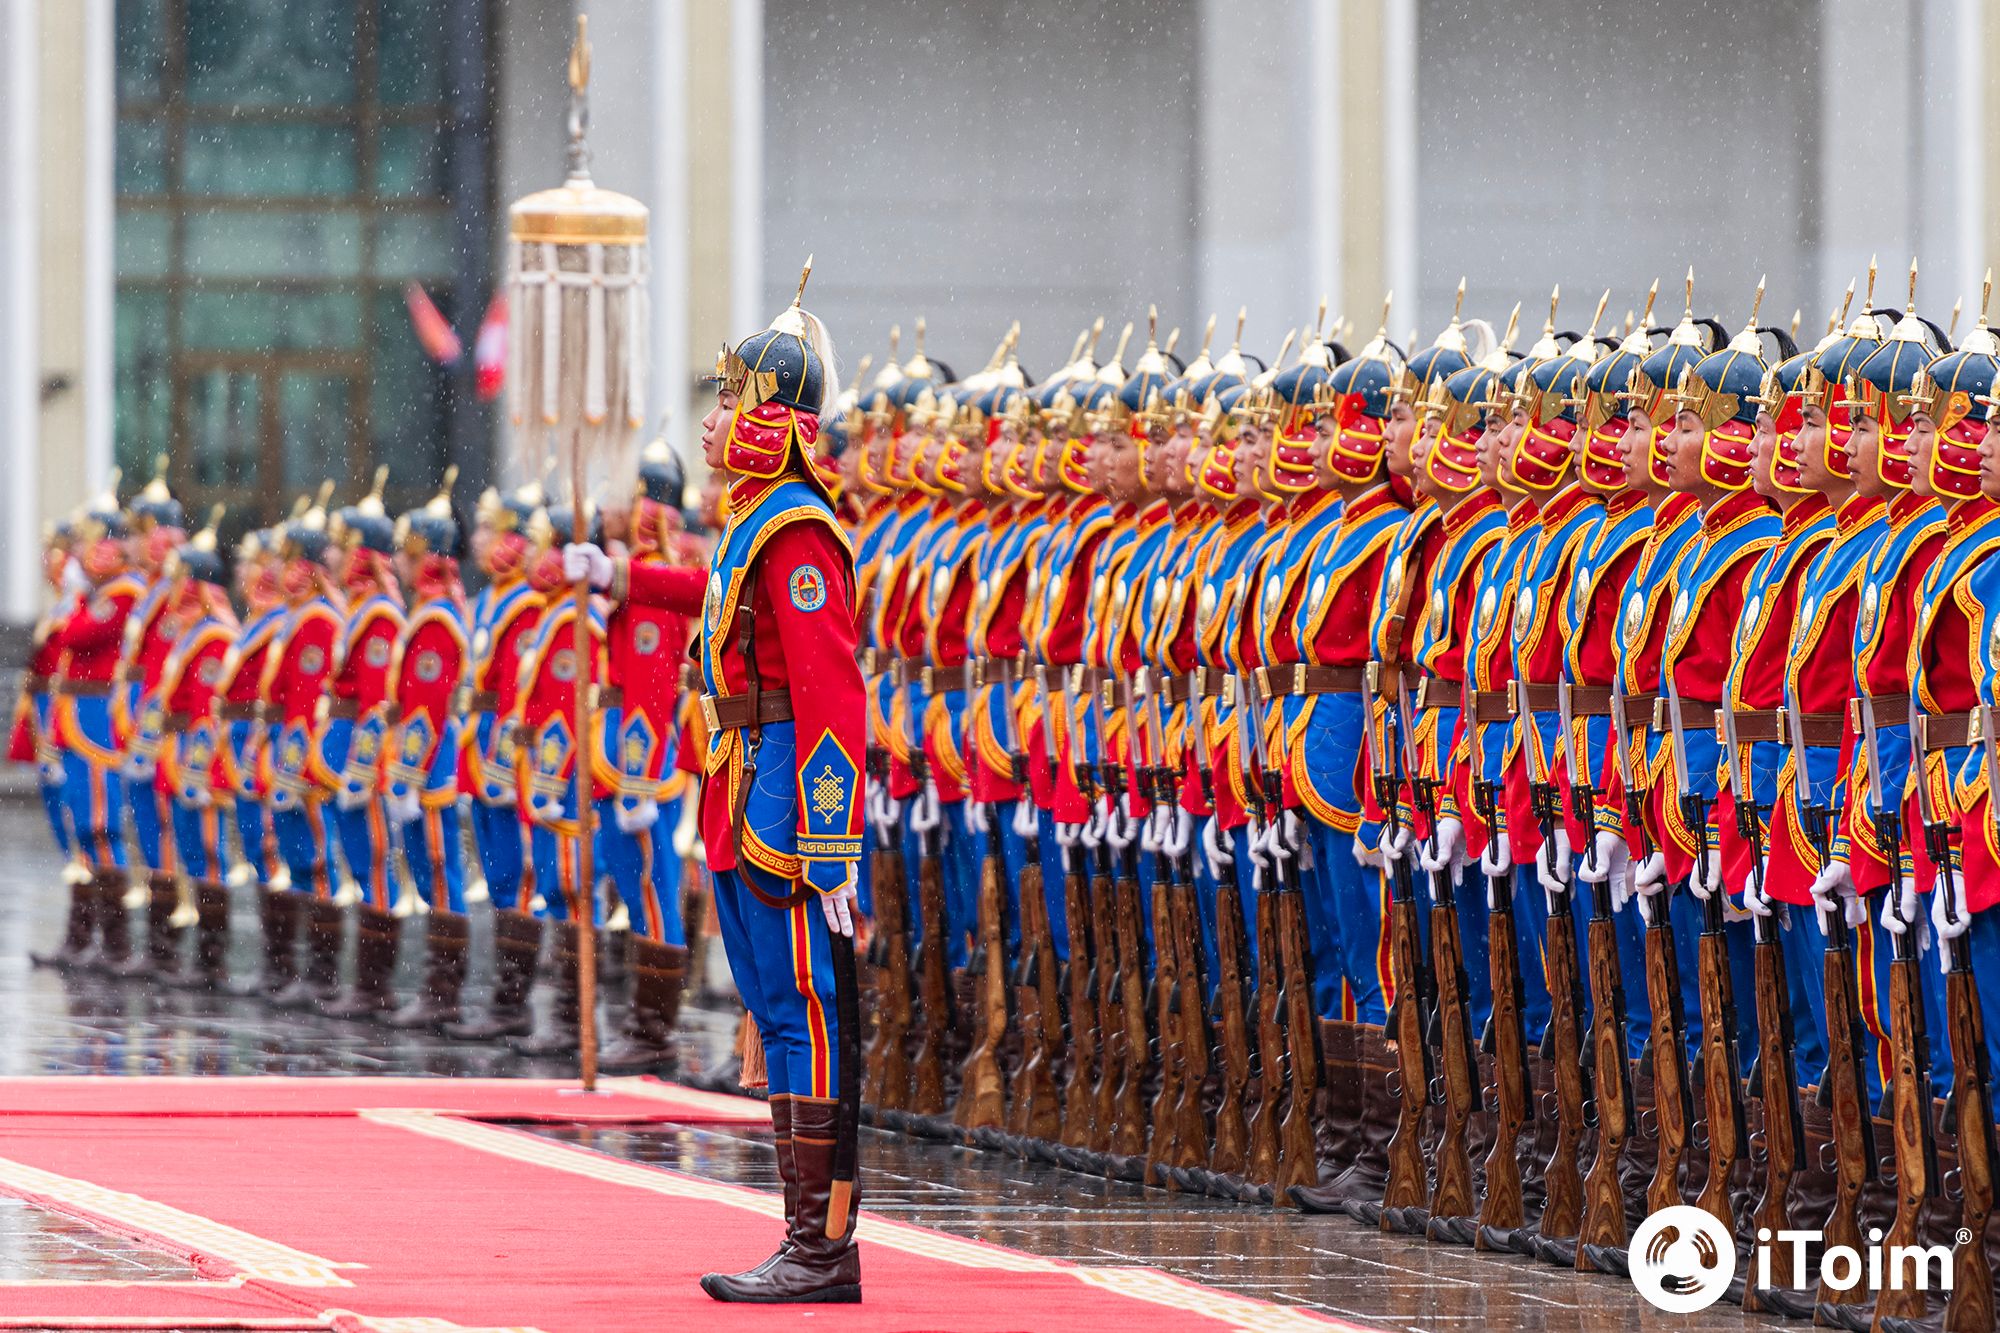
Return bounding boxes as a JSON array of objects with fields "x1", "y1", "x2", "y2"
[{"x1": 567, "y1": 262, "x2": 867, "y2": 1304}]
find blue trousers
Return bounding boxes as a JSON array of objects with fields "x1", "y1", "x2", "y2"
[
  {"x1": 400, "y1": 801, "x2": 467, "y2": 914},
  {"x1": 471, "y1": 799, "x2": 530, "y2": 911},
  {"x1": 1037, "y1": 820, "x2": 1071, "y2": 962},
  {"x1": 940, "y1": 801, "x2": 977, "y2": 971},
  {"x1": 169, "y1": 800, "x2": 230, "y2": 882},
  {"x1": 271, "y1": 798, "x2": 337, "y2": 897},
  {"x1": 528, "y1": 817, "x2": 600, "y2": 924},
  {"x1": 599, "y1": 797, "x2": 686, "y2": 945},
  {"x1": 40, "y1": 776, "x2": 71, "y2": 859},
  {"x1": 61, "y1": 749, "x2": 125, "y2": 871},
  {"x1": 234, "y1": 797, "x2": 274, "y2": 886},
  {"x1": 712, "y1": 865, "x2": 841, "y2": 1100},
  {"x1": 1304, "y1": 818, "x2": 1387, "y2": 1024},
  {"x1": 127, "y1": 775, "x2": 170, "y2": 874}
]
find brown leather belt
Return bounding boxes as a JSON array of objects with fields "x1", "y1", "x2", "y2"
[
  {"x1": 219, "y1": 701, "x2": 260, "y2": 722},
  {"x1": 700, "y1": 688, "x2": 795, "y2": 732},
  {"x1": 326, "y1": 699, "x2": 360, "y2": 721},
  {"x1": 1369, "y1": 661, "x2": 1422, "y2": 700},
  {"x1": 1159, "y1": 667, "x2": 1232, "y2": 707},
  {"x1": 1623, "y1": 691, "x2": 1657, "y2": 729},
  {"x1": 163, "y1": 712, "x2": 193, "y2": 734},
  {"x1": 1256, "y1": 664, "x2": 1367, "y2": 698},
  {"x1": 22, "y1": 675, "x2": 47, "y2": 697},
  {"x1": 1793, "y1": 711, "x2": 1844, "y2": 747},
  {"x1": 1847, "y1": 693, "x2": 1913, "y2": 732},
  {"x1": 1566, "y1": 685, "x2": 1614, "y2": 717},
  {"x1": 1654, "y1": 696, "x2": 1720, "y2": 733},
  {"x1": 467, "y1": 690, "x2": 500, "y2": 712},
  {"x1": 1723, "y1": 708, "x2": 1785, "y2": 744},
  {"x1": 1916, "y1": 710, "x2": 1976, "y2": 753},
  {"x1": 1470, "y1": 690, "x2": 1512, "y2": 723},
  {"x1": 599, "y1": 687, "x2": 625, "y2": 711},
  {"x1": 1513, "y1": 682, "x2": 1561, "y2": 714},
  {"x1": 1411, "y1": 673, "x2": 1461, "y2": 710},
  {"x1": 55, "y1": 678, "x2": 111, "y2": 697},
  {"x1": 261, "y1": 702, "x2": 285, "y2": 725}
]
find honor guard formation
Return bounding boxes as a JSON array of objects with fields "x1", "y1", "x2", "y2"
[{"x1": 16, "y1": 258, "x2": 2000, "y2": 1322}]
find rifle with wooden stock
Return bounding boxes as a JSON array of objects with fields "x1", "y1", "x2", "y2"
[
  {"x1": 1472, "y1": 737, "x2": 1532, "y2": 1246},
  {"x1": 1137, "y1": 669, "x2": 1208, "y2": 1186},
  {"x1": 955, "y1": 659, "x2": 1009, "y2": 1132},
  {"x1": 1665, "y1": 677, "x2": 1747, "y2": 1235},
  {"x1": 1567, "y1": 680, "x2": 1635, "y2": 1270},
  {"x1": 1940, "y1": 704, "x2": 2000, "y2": 1333},
  {"x1": 1375, "y1": 663, "x2": 1436, "y2": 1225},
  {"x1": 1401, "y1": 672, "x2": 1479, "y2": 1239},
  {"x1": 1006, "y1": 658, "x2": 1063, "y2": 1144},
  {"x1": 1527, "y1": 684, "x2": 1588, "y2": 1248},
  {"x1": 908, "y1": 666, "x2": 953, "y2": 1117},
  {"x1": 1044, "y1": 664, "x2": 1101, "y2": 1152},
  {"x1": 1867, "y1": 698, "x2": 1943, "y2": 1328},
  {"x1": 1726, "y1": 699, "x2": 1803, "y2": 1311},
  {"x1": 1256, "y1": 669, "x2": 1322, "y2": 1202},
  {"x1": 1634, "y1": 692, "x2": 1694, "y2": 1218},
  {"x1": 860, "y1": 643, "x2": 913, "y2": 1110},
  {"x1": 1197, "y1": 669, "x2": 1253, "y2": 1183},
  {"x1": 1237, "y1": 673, "x2": 1287, "y2": 1190},
  {"x1": 1094, "y1": 677, "x2": 1151, "y2": 1166},
  {"x1": 1788, "y1": 698, "x2": 1876, "y2": 1317}
]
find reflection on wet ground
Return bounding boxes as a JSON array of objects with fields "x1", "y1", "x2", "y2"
[{"x1": 0, "y1": 803, "x2": 1789, "y2": 1328}]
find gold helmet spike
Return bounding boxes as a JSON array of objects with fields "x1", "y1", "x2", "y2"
[
  {"x1": 1906, "y1": 256, "x2": 1919, "y2": 312},
  {"x1": 138, "y1": 452, "x2": 172, "y2": 504},
  {"x1": 424, "y1": 465, "x2": 459, "y2": 519},
  {"x1": 1526, "y1": 285, "x2": 1562, "y2": 360},
  {"x1": 1666, "y1": 268, "x2": 1703, "y2": 348},
  {"x1": 1233, "y1": 306, "x2": 1247, "y2": 350},
  {"x1": 1641, "y1": 278, "x2": 1660, "y2": 327},
  {"x1": 1962, "y1": 268, "x2": 1998, "y2": 355},
  {"x1": 1316, "y1": 294, "x2": 1329, "y2": 339},
  {"x1": 1726, "y1": 276, "x2": 1767, "y2": 353},
  {"x1": 1790, "y1": 309, "x2": 1802, "y2": 339},
  {"x1": 288, "y1": 493, "x2": 312, "y2": 521},
  {"x1": 1094, "y1": 321, "x2": 1134, "y2": 386},
  {"x1": 190, "y1": 504, "x2": 224, "y2": 554},
  {"x1": 904, "y1": 316, "x2": 932, "y2": 380},
  {"x1": 301, "y1": 479, "x2": 335, "y2": 532},
  {"x1": 90, "y1": 466, "x2": 124, "y2": 516},
  {"x1": 356, "y1": 465, "x2": 390, "y2": 518},
  {"x1": 768, "y1": 254, "x2": 813, "y2": 337},
  {"x1": 1163, "y1": 326, "x2": 1180, "y2": 357},
  {"x1": 1890, "y1": 258, "x2": 1927, "y2": 343},
  {"x1": 1198, "y1": 313, "x2": 1217, "y2": 360}
]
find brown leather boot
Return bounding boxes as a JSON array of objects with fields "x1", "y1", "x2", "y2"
[
  {"x1": 387, "y1": 912, "x2": 468, "y2": 1029},
  {"x1": 510, "y1": 921, "x2": 580, "y2": 1055},
  {"x1": 716, "y1": 1096, "x2": 801, "y2": 1286},
  {"x1": 702, "y1": 1099, "x2": 860, "y2": 1303},
  {"x1": 30, "y1": 874, "x2": 97, "y2": 968},
  {"x1": 109, "y1": 876, "x2": 181, "y2": 978},
  {"x1": 166, "y1": 882, "x2": 231, "y2": 989},
  {"x1": 250, "y1": 892, "x2": 302, "y2": 998},
  {"x1": 447, "y1": 911, "x2": 540, "y2": 1040},
  {"x1": 1313, "y1": 1018, "x2": 1362, "y2": 1184},
  {"x1": 89, "y1": 872, "x2": 136, "y2": 971},
  {"x1": 1291, "y1": 1024, "x2": 1396, "y2": 1213},
  {"x1": 598, "y1": 937, "x2": 689, "y2": 1074},
  {"x1": 326, "y1": 906, "x2": 399, "y2": 1018}
]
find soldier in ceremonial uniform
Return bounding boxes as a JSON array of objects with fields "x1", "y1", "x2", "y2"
[
  {"x1": 319, "y1": 476, "x2": 410, "y2": 1017},
  {"x1": 572, "y1": 274, "x2": 866, "y2": 1302},
  {"x1": 217, "y1": 520, "x2": 290, "y2": 989},
  {"x1": 263, "y1": 493, "x2": 347, "y2": 1006},
  {"x1": 44, "y1": 481, "x2": 145, "y2": 969},
  {"x1": 595, "y1": 439, "x2": 700, "y2": 1073},
  {"x1": 15, "y1": 522, "x2": 88, "y2": 941},
  {"x1": 450, "y1": 481, "x2": 547, "y2": 1040},
  {"x1": 154, "y1": 515, "x2": 238, "y2": 987},
  {"x1": 383, "y1": 476, "x2": 472, "y2": 1029},
  {"x1": 111, "y1": 467, "x2": 190, "y2": 979}
]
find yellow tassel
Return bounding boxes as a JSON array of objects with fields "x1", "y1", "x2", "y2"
[{"x1": 737, "y1": 1013, "x2": 768, "y2": 1091}]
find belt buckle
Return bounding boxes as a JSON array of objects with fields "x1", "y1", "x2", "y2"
[
  {"x1": 1293, "y1": 663, "x2": 1306, "y2": 695},
  {"x1": 1848, "y1": 697, "x2": 1862, "y2": 732},
  {"x1": 1652, "y1": 698, "x2": 1667, "y2": 732},
  {"x1": 1253, "y1": 666, "x2": 1271, "y2": 697},
  {"x1": 699, "y1": 694, "x2": 721, "y2": 731},
  {"x1": 1507, "y1": 681, "x2": 1520, "y2": 719}
]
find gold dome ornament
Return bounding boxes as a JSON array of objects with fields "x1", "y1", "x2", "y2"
[{"x1": 507, "y1": 12, "x2": 650, "y2": 502}]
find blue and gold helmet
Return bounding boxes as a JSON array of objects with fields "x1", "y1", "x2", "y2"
[
  {"x1": 1393, "y1": 281, "x2": 1476, "y2": 407},
  {"x1": 1676, "y1": 280, "x2": 1798, "y2": 491},
  {"x1": 128, "y1": 455, "x2": 185, "y2": 532},
  {"x1": 1850, "y1": 260, "x2": 1950, "y2": 489},
  {"x1": 1510, "y1": 288, "x2": 1607, "y2": 492},
  {"x1": 1626, "y1": 271, "x2": 1726, "y2": 485},
  {"x1": 1910, "y1": 276, "x2": 1998, "y2": 501},
  {"x1": 167, "y1": 506, "x2": 228, "y2": 589},
  {"x1": 282, "y1": 480, "x2": 336, "y2": 566},
  {"x1": 1577, "y1": 284, "x2": 1661, "y2": 488},
  {"x1": 76, "y1": 468, "x2": 127, "y2": 543},
  {"x1": 711, "y1": 258, "x2": 844, "y2": 495},
  {"x1": 396, "y1": 466, "x2": 460, "y2": 557},
  {"x1": 330, "y1": 467, "x2": 396, "y2": 555},
  {"x1": 1325, "y1": 297, "x2": 1407, "y2": 483}
]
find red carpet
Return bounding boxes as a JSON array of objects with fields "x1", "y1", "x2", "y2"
[{"x1": 0, "y1": 1076, "x2": 1364, "y2": 1333}]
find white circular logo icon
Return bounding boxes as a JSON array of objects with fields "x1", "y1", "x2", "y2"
[{"x1": 1630, "y1": 1205, "x2": 1735, "y2": 1313}]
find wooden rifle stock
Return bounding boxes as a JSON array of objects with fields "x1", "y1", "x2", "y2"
[
  {"x1": 1058, "y1": 843, "x2": 1099, "y2": 1148},
  {"x1": 1381, "y1": 852, "x2": 1433, "y2": 1218},
  {"x1": 1475, "y1": 777, "x2": 1531, "y2": 1243},
  {"x1": 1817, "y1": 902, "x2": 1878, "y2": 1309},
  {"x1": 1539, "y1": 877, "x2": 1589, "y2": 1242},
  {"x1": 1009, "y1": 839, "x2": 1063, "y2": 1142},
  {"x1": 1211, "y1": 870, "x2": 1253, "y2": 1176},
  {"x1": 1245, "y1": 878, "x2": 1285, "y2": 1185},
  {"x1": 953, "y1": 816, "x2": 1010, "y2": 1130},
  {"x1": 872, "y1": 842, "x2": 913, "y2": 1111},
  {"x1": 1942, "y1": 936, "x2": 1996, "y2": 1333},
  {"x1": 1641, "y1": 882, "x2": 1694, "y2": 1214},
  {"x1": 1088, "y1": 838, "x2": 1124, "y2": 1155},
  {"x1": 1742, "y1": 904, "x2": 1803, "y2": 1305},
  {"x1": 1577, "y1": 884, "x2": 1635, "y2": 1265},
  {"x1": 1691, "y1": 893, "x2": 1747, "y2": 1232},
  {"x1": 1877, "y1": 813, "x2": 1940, "y2": 1327},
  {"x1": 1275, "y1": 870, "x2": 1322, "y2": 1198},
  {"x1": 1426, "y1": 872, "x2": 1479, "y2": 1228},
  {"x1": 1170, "y1": 865, "x2": 1214, "y2": 1171},
  {"x1": 1110, "y1": 853, "x2": 1152, "y2": 1159},
  {"x1": 910, "y1": 842, "x2": 952, "y2": 1116},
  {"x1": 1147, "y1": 846, "x2": 1181, "y2": 1177}
]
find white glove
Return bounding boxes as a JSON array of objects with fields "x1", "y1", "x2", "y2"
[
  {"x1": 1572, "y1": 830, "x2": 1623, "y2": 884},
  {"x1": 1161, "y1": 805, "x2": 1193, "y2": 860},
  {"x1": 966, "y1": 797, "x2": 990, "y2": 835},
  {"x1": 386, "y1": 788, "x2": 422, "y2": 826},
  {"x1": 1420, "y1": 817, "x2": 1465, "y2": 884},
  {"x1": 1535, "y1": 827, "x2": 1572, "y2": 896},
  {"x1": 672, "y1": 791, "x2": 700, "y2": 859},
  {"x1": 1479, "y1": 830, "x2": 1512, "y2": 879},
  {"x1": 1686, "y1": 846, "x2": 1724, "y2": 900},
  {"x1": 616, "y1": 797, "x2": 660, "y2": 834},
  {"x1": 1202, "y1": 815, "x2": 1234, "y2": 881},
  {"x1": 1631, "y1": 850, "x2": 1669, "y2": 923},
  {"x1": 61, "y1": 559, "x2": 88, "y2": 598},
  {"x1": 1880, "y1": 873, "x2": 1918, "y2": 936},
  {"x1": 1931, "y1": 869, "x2": 1971, "y2": 972},
  {"x1": 1351, "y1": 833, "x2": 1383, "y2": 870},
  {"x1": 561, "y1": 542, "x2": 614, "y2": 590},
  {"x1": 336, "y1": 782, "x2": 373, "y2": 813},
  {"x1": 1011, "y1": 797, "x2": 1039, "y2": 840},
  {"x1": 1742, "y1": 866, "x2": 1774, "y2": 918},
  {"x1": 1379, "y1": 824, "x2": 1414, "y2": 868},
  {"x1": 820, "y1": 869, "x2": 858, "y2": 937}
]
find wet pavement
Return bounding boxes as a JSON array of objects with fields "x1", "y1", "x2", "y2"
[{"x1": 0, "y1": 800, "x2": 1798, "y2": 1330}]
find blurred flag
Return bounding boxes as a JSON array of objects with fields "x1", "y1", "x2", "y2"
[
  {"x1": 475, "y1": 293, "x2": 509, "y2": 402},
  {"x1": 404, "y1": 282, "x2": 463, "y2": 365}
]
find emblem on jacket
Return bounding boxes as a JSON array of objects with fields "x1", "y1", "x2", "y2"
[{"x1": 790, "y1": 564, "x2": 827, "y2": 613}]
